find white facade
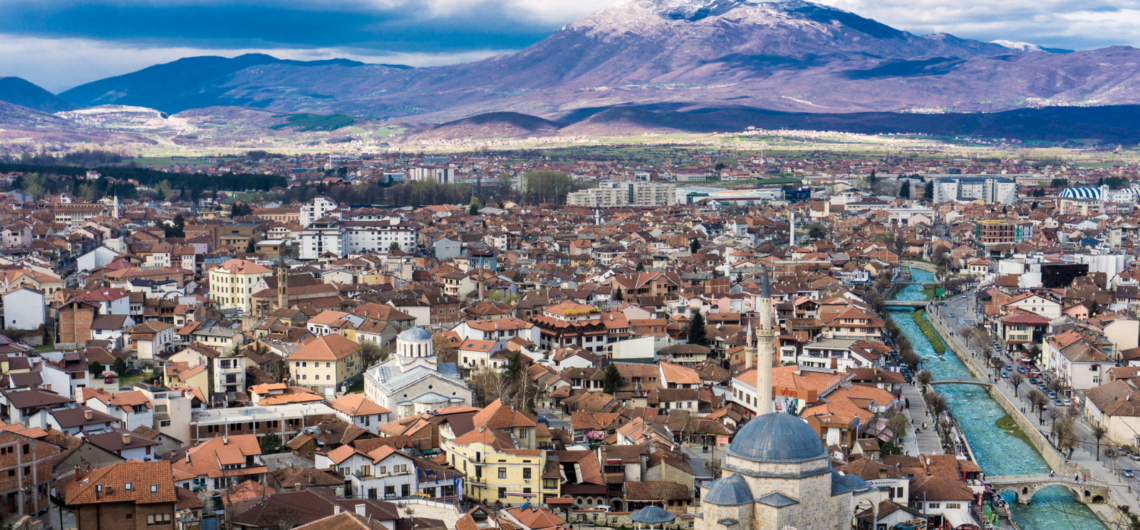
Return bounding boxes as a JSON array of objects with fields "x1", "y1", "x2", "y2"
[
  {"x1": 300, "y1": 197, "x2": 338, "y2": 227},
  {"x1": 2, "y1": 288, "x2": 44, "y2": 331},
  {"x1": 932, "y1": 177, "x2": 1017, "y2": 205},
  {"x1": 363, "y1": 355, "x2": 472, "y2": 419}
]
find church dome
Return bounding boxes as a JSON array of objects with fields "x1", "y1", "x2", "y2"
[
  {"x1": 703, "y1": 473, "x2": 754, "y2": 506},
  {"x1": 727, "y1": 413, "x2": 826, "y2": 464},
  {"x1": 397, "y1": 327, "x2": 432, "y2": 342}
]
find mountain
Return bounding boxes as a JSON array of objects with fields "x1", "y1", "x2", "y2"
[
  {"x1": 0, "y1": 77, "x2": 78, "y2": 113},
  {"x1": 51, "y1": 0, "x2": 1140, "y2": 123},
  {"x1": 60, "y1": 54, "x2": 407, "y2": 114}
]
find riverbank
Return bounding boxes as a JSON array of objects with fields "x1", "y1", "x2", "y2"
[{"x1": 913, "y1": 309, "x2": 946, "y2": 355}]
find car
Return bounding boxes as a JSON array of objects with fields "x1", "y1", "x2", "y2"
[
  {"x1": 119, "y1": 386, "x2": 133, "y2": 392},
  {"x1": 1047, "y1": 391, "x2": 1057, "y2": 399},
  {"x1": 1053, "y1": 399, "x2": 1064, "y2": 407},
  {"x1": 594, "y1": 505, "x2": 611, "y2": 512},
  {"x1": 103, "y1": 373, "x2": 114, "y2": 384},
  {"x1": 1001, "y1": 371, "x2": 1009, "y2": 378},
  {"x1": 1029, "y1": 379, "x2": 1038, "y2": 385},
  {"x1": 1125, "y1": 469, "x2": 1135, "y2": 478}
]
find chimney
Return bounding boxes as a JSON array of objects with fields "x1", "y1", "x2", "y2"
[
  {"x1": 186, "y1": 453, "x2": 191, "y2": 464},
  {"x1": 84, "y1": 410, "x2": 93, "y2": 420},
  {"x1": 355, "y1": 504, "x2": 366, "y2": 516},
  {"x1": 122, "y1": 433, "x2": 131, "y2": 445},
  {"x1": 223, "y1": 435, "x2": 228, "y2": 444},
  {"x1": 879, "y1": 468, "x2": 888, "y2": 479},
  {"x1": 334, "y1": 506, "x2": 341, "y2": 515}
]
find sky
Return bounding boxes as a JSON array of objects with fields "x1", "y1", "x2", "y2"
[{"x1": 3, "y1": 0, "x2": 1140, "y2": 93}]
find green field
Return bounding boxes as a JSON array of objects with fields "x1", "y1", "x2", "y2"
[
  {"x1": 996, "y1": 414, "x2": 1032, "y2": 445},
  {"x1": 270, "y1": 113, "x2": 356, "y2": 132},
  {"x1": 913, "y1": 309, "x2": 946, "y2": 355}
]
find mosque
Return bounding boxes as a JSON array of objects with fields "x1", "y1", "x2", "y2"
[{"x1": 695, "y1": 270, "x2": 883, "y2": 530}]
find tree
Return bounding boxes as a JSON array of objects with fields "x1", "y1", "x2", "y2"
[
  {"x1": 246, "y1": 238, "x2": 256, "y2": 253},
  {"x1": 155, "y1": 180, "x2": 173, "y2": 200},
  {"x1": 503, "y1": 351, "x2": 524, "y2": 382},
  {"x1": 916, "y1": 370, "x2": 933, "y2": 392},
  {"x1": 690, "y1": 239, "x2": 701, "y2": 254},
  {"x1": 1092, "y1": 423, "x2": 1108, "y2": 461},
  {"x1": 923, "y1": 182, "x2": 934, "y2": 201},
  {"x1": 433, "y1": 334, "x2": 458, "y2": 365},
  {"x1": 924, "y1": 390, "x2": 948, "y2": 417},
  {"x1": 522, "y1": 171, "x2": 573, "y2": 205},
  {"x1": 231, "y1": 202, "x2": 253, "y2": 217},
  {"x1": 603, "y1": 364, "x2": 622, "y2": 395},
  {"x1": 688, "y1": 312, "x2": 709, "y2": 347},
  {"x1": 613, "y1": 288, "x2": 624, "y2": 302},
  {"x1": 112, "y1": 357, "x2": 128, "y2": 377},
  {"x1": 359, "y1": 342, "x2": 388, "y2": 368},
  {"x1": 471, "y1": 367, "x2": 510, "y2": 407},
  {"x1": 899, "y1": 180, "x2": 911, "y2": 198},
  {"x1": 20, "y1": 173, "x2": 45, "y2": 198},
  {"x1": 1027, "y1": 345, "x2": 1042, "y2": 365},
  {"x1": 469, "y1": 196, "x2": 482, "y2": 215},
  {"x1": 636, "y1": 262, "x2": 645, "y2": 272},
  {"x1": 259, "y1": 432, "x2": 282, "y2": 455},
  {"x1": 1009, "y1": 371, "x2": 1024, "y2": 398},
  {"x1": 867, "y1": 170, "x2": 878, "y2": 192},
  {"x1": 735, "y1": 272, "x2": 743, "y2": 284},
  {"x1": 388, "y1": 242, "x2": 400, "y2": 252},
  {"x1": 991, "y1": 358, "x2": 1005, "y2": 379},
  {"x1": 1029, "y1": 389, "x2": 1049, "y2": 420},
  {"x1": 89, "y1": 361, "x2": 104, "y2": 378},
  {"x1": 1089, "y1": 300, "x2": 1101, "y2": 317},
  {"x1": 808, "y1": 223, "x2": 827, "y2": 240},
  {"x1": 887, "y1": 414, "x2": 908, "y2": 442}
]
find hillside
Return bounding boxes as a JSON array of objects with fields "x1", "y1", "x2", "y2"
[{"x1": 0, "y1": 77, "x2": 78, "y2": 113}]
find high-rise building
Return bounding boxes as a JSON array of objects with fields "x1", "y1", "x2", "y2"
[
  {"x1": 566, "y1": 182, "x2": 676, "y2": 208},
  {"x1": 932, "y1": 177, "x2": 1017, "y2": 204}
]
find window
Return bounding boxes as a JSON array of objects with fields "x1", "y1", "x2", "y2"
[
  {"x1": 326, "y1": 362, "x2": 331, "y2": 368},
  {"x1": 125, "y1": 483, "x2": 132, "y2": 491},
  {"x1": 147, "y1": 513, "x2": 172, "y2": 526},
  {"x1": 151, "y1": 485, "x2": 158, "y2": 493},
  {"x1": 380, "y1": 466, "x2": 386, "y2": 474},
  {"x1": 523, "y1": 468, "x2": 531, "y2": 480},
  {"x1": 498, "y1": 467, "x2": 507, "y2": 479}
]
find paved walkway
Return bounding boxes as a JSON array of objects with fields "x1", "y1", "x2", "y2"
[
  {"x1": 927, "y1": 298, "x2": 1140, "y2": 515},
  {"x1": 900, "y1": 379, "x2": 943, "y2": 456}
]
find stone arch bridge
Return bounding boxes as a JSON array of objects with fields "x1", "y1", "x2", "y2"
[{"x1": 988, "y1": 475, "x2": 1112, "y2": 505}]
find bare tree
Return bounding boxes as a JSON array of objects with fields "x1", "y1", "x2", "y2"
[
  {"x1": 1029, "y1": 389, "x2": 1049, "y2": 420},
  {"x1": 433, "y1": 334, "x2": 458, "y2": 365},
  {"x1": 471, "y1": 367, "x2": 511, "y2": 407},
  {"x1": 1092, "y1": 424, "x2": 1108, "y2": 461},
  {"x1": 887, "y1": 414, "x2": 908, "y2": 443},
  {"x1": 924, "y1": 390, "x2": 948, "y2": 418},
  {"x1": 1009, "y1": 371, "x2": 1024, "y2": 398},
  {"x1": 916, "y1": 370, "x2": 933, "y2": 392}
]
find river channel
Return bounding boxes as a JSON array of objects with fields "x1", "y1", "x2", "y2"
[{"x1": 890, "y1": 268, "x2": 1105, "y2": 530}]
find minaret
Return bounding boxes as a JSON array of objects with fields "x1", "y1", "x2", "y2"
[
  {"x1": 744, "y1": 318, "x2": 754, "y2": 370},
  {"x1": 789, "y1": 204, "x2": 796, "y2": 247},
  {"x1": 113, "y1": 195, "x2": 119, "y2": 220},
  {"x1": 756, "y1": 267, "x2": 775, "y2": 415},
  {"x1": 595, "y1": 209, "x2": 601, "y2": 226},
  {"x1": 277, "y1": 258, "x2": 288, "y2": 310}
]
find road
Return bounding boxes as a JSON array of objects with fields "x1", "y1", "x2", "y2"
[{"x1": 927, "y1": 290, "x2": 1140, "y2": 513}]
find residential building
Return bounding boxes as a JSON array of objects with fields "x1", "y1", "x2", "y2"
[{"x1": 66, "y1": 460, "x2": 177, "y2": 530}]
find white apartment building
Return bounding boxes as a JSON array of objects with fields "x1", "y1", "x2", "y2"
[
  {"x1": 301, "y1": 218, "x2": 417, "y2": 260},
  {"x1": 566, "y1": 182, "x2": 676, "y2": 208},
  {"x1": 300, "y1": 197, "x2": 339, "y2": 227},
  {"x1": 407, "y1": 166, "x2": 455, "y2": 184},
  {"x1": 932, "y1": 177, "x2": 1017, "y2": 205}
]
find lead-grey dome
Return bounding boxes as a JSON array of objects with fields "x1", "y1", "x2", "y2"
[
  {"x1": 397, "y1": 327, "x2": 432, "y2": 341},
  {"x1": 727, "y1": 413, "x2": 826, "y2": 464},
  {"x1": 704, "y1": 473, "x2": 754, "y2": 506}
]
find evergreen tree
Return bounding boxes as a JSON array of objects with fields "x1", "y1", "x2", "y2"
[
  {"x1": 690, "y1": 239, "x2": 701, "y2": 254},
  {"x1": 469, "y1": 196, "x2": 482, "y2": 215},
  {"x1": 89, "y1": 361, "x2": 103, "y2": 378},
  {"x1": 735, "y1": 272, "x2": 743, "y2": 284},
  {"x1": 503, "y1": 352, "x2": 524, "y2": 382},
  {"x1": 688, "y1": 312, "x2": 710, "y2": 346},
  {"x1": 112, "y1": 357, "x2": 128, "y2": 377},
  {"x1": 603, "y1": 364, "x2": 622, "y2": 395},
  {"x1": 259, "y1": 432, "x2": 282, "y2": 455},
  {"x1": 924, "y1": 183, "x2": 934, "y2": 201},
  {"x1": 899, "y1": 180, "x2": 911, "y2": 198},
  {"x1": 636, "y1": 262, "x2": 645, "y2": 272},
  {"x1": 614, "y1": 288, "x2": 624, "y2": 302}
]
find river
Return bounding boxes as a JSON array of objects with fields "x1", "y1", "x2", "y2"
[{"x1": 890, "y1": 268, "x2": 1106, "y2": 530}]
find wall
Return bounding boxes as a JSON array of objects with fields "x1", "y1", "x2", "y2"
[
  {"x1": 569, "y1": 510, "x2": 696, "y2": 529},
  {"x1": 902, "y1": 260, "x2": 939, "y2": 273}
]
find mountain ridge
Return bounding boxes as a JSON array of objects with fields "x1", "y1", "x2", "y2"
[
  {"x1": 48, "y1": 0, "x2": 1140, "y2": 122},
  {"x1": 0, "y1": 77, "x2": 78, "y2": 113}
]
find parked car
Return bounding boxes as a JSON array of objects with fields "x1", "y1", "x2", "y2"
[
  {"x1": 1047, "y1": 391, "x2": 1057, "y2": 399},
  {"x1": 1124, "y1": 469, "x2": 1135, "y2": 478},
  {"x1": 1053, "y1": 399, "x2": 1064, "y2": 407},
  {"x1": 103, "y1": 373, "x2": 114, "y2": 384},
  {"x1": 1001, "y1": 371, "x2": 1009, "y2": 378}
]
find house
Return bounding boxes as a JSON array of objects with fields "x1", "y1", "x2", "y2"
[
  {"x1": 127, "y1": 321, "x2": 176, "y2": 361},
  {"x1": 327, "y1": 394, "x2": 391, "y2": 433},
  {"x1": 65, "y1": 460, "x2": 177, "y2": 530},
  {"x1": 171, "y1": 434, "x2": 266, "y2": 492},
  {"x1": 442, "y1": 427, "x2": 558, "y2": 505},
  {"x1": 288, "y1": 334, "x2": 362, "y2": 397},
  {"x1": 316, "y1": 444, "x2": 417, "y2": 500},
  {"x1": 83, "y1": 388, "x2": 154, "y2": 431}
]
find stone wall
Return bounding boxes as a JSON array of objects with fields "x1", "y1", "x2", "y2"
[{"x1": 570, "y1": 510, "x2": 696, "y2": 529}]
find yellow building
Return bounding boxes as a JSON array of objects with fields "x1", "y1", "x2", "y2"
[
  {"x1": 208, "y1": 259, "x2": 272, "y2": 313},
  {"x1": 442, "y1": 428, "x2": 558, "y2": 505},
  {"x1": 164, "y1": 363, "x2": 209, "y2": 400},
  {"x1": 288, "y1": 334, "x2": 362, "y2": 397}
]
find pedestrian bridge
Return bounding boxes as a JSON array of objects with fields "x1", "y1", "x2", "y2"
[
  {"x1": 988, "y1": 475, "x2": 1111, "y2": 505},
  {"x1": 883, "y1": 300, "x2": 931, "y2": 308},
  {"x1": 928, "y1": 379, "x2": 994, "y2": 387}
]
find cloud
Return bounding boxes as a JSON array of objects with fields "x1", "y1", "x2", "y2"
[{"x1": 813, "y1": 0, "x2": 1140, "y2": 50}]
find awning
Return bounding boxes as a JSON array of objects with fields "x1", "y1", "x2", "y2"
[{"x1": 943, "y1": 509, "x2": 979, "y2": 529}]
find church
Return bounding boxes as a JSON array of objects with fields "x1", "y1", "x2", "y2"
[
  {"x1": 362, "y1": 327, "x2": 474, "y2": 419},
  {"x1": 696, "y1": 269, "x2": 883, "y2": 530}
]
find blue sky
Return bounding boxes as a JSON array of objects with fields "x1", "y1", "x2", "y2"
[{"x1": 3, "y1": 0, "x2": 1139, "y2": 93}]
